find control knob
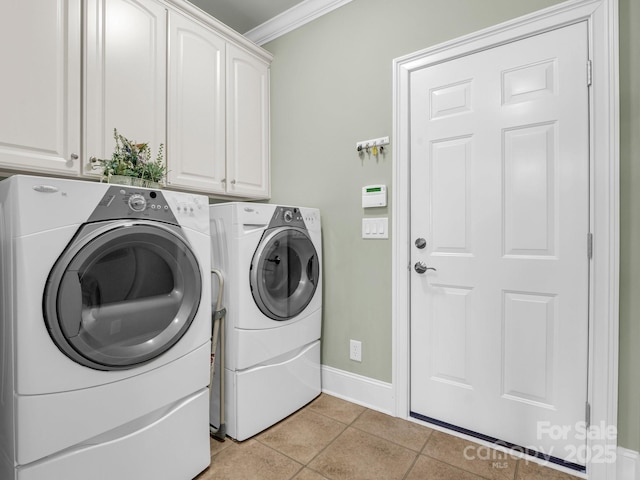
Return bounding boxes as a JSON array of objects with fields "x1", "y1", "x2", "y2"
[{"x1": 128, "y1": 194, "x2": 147, "y2": 212}]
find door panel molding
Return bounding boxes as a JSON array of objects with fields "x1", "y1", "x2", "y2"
[{"x1": 392, "y1": 0, "x2": 619, "y2": 478}]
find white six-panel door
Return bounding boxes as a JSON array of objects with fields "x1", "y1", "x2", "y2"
[{"x1": 410, "y1": 21, "x2": 590, "y2": 465}]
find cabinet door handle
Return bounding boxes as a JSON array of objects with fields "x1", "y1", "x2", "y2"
[
  {"x1": 70, "y1": 153, "x2": 79, "y2": 161},
  {"x1": 231, "y1": 179, "x2": 236, "y2": 185},
  {"x1": 221, "y1": 178, "x2": 226, "y2": 183}
]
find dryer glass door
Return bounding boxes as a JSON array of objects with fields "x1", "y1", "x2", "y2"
[
  {"x1": 250, "y1": 227, "x2": 319, "y2": 321},
  {"x1": 43, "y1": 221, "x2": 202, "y2": 370}
]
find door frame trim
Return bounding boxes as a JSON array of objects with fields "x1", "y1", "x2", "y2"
[{"x1": 391, "y1": 1, "x2": 619, "y2": 478}]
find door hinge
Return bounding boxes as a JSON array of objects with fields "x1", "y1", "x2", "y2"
[
  {"x1": 587, "y1": 233, "x2": 593, "y2": 259},
  {"x1": 585, "y1": 402, "x2": 591, "y2": 428},
  {"x1": 587, "y1": 59, "x2": 593, "y2": 86}
]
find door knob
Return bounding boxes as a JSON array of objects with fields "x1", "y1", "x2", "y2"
[
  {"x1": 414, "y1": 261, "x2": 436, "y2": 274},
  {"x1": 415, "y1": 238, "x2": 427, "y2": 249}
]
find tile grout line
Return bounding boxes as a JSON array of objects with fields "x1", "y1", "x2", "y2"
[
  {"x1": 305, "y1": 400, "x2": 437, "y2": 479},
  {"x1": 400, "y1": 453, "x2": 422, "y2": 480},
  {"x1": 297, "y1": 406, "x2": 368, "y2": 476},
  {"x1": 347, "y1": 410, "x2": 435, "y2": 457},
  {"x1": 419, "y1": 431, "x2": 499, "y2": 480},
  {"x1": 250, "y1": 438, "x2": 305, "y2": 479},
  {"x1": 250, "y1": 399, "x2": 366, "y2": 479},
  {"x1": 513, "y1": 457, "x2": 521, "y2": 480}
]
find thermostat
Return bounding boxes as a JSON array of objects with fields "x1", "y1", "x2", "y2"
[{"x1": 362, "y1": 185, "x2": 387, "y2": 208}]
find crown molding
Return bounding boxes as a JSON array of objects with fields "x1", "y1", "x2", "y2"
[
  {"x1": 164, "y1": 0, "x2": 273, "y2": 62},
  {"x1": 245, "y1": 0, "x2": 352, "y2": 46}
]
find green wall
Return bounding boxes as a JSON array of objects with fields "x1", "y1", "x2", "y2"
[
  {"x1": 618, "y1": 0, "x2": 640, "y2": 454},
  {"x1": 265, "y1": 0, "x2": 640, "y2": 451}
]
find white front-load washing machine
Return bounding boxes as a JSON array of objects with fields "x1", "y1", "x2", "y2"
[
  {"x1": 0, "y1": 175, "x2": 212, "y2": 480},
  {"x1": 209, "y1": 202, "x2": 322, "y2": 441}
]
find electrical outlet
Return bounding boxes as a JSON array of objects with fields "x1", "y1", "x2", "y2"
[{"x1": 350, "y1": 339, "x2": 362, "y2": 362}]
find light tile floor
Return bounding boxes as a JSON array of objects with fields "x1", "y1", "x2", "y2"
[{"x1": 195, "y1": 393, "x2": 582, "y2": 480}]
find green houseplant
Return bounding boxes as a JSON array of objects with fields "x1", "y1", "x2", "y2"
[{"x1": 91, "y1": 128, "x2": 166, "y2": 187}]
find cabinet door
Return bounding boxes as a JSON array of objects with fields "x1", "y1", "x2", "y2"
[
  {"x1": 226, "y1": 44, "x2": 270, "y2": 199},
  {"x1": 167, "y1": 11, "x2": 226, "y2": 193},
  {"x1": 84, "y1": 0, "x2": 167, "y2": 177},
  {"x1": 0, "y1": 0, "x2": 81, "y2": 175}
]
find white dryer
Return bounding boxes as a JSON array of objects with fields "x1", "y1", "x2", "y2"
[
  {"x1": 0, "y1": 175, "x2": 211, "y2": 480},
  {"x1": 209, "y1": 202, "x2": 322, "y2": 441}
]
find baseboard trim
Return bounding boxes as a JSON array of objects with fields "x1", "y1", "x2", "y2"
[
  {"x1": 320, "y1": 365, "x2": 393, "y2": 415},
  {"x1": 617, "y1": 447, "x2": 640, "y2": 480}
]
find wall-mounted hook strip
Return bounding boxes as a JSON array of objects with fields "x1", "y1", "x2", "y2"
[{"x1": 356, "y1": 136, "x2": 389, "y2": 153}]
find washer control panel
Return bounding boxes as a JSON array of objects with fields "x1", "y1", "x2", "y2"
[
  {"x1": 283, "y1": 209, "x2": 295, "y2": 223},
  {"x1": 269, "y1": 206, "x2": 307, "y2": 230},
  {"x1": 303, "y1": 210, "x2": 320, "y2": 228}
]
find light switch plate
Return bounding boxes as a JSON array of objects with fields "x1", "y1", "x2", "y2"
[{"x1": 362, "y1": 217, "x2": 388, "y2": 239}]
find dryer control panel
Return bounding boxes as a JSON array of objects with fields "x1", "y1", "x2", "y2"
[{"x1": 88, "y1": 186, "x2": 179, "y2": 225}]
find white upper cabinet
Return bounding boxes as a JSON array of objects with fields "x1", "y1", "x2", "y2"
[
  {"x1": 0, "y1": 0, "x2": 81, "y2": 175},
  {"x1": 0, "y1": 0, "x2": 271, "y2": 199},
  {"x1": 166, "y1": 11, "x2": 226, "y2": 193},
  {"x1": 84, "y1": 0, "x2": 167, "y2": 177},
  {"x1": 225, "y1": 44, "x2": 271, "y2": 199},
  {"x1": 167, "y1": 12, "x2": 271, "y2": 199}
]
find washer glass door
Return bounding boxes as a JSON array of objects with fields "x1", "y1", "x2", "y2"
[
  {"x1": 250, "y1": 227, "x2": 319, "y2": 321},
  {"x1": 43, "y1": 221, "x2": 202, "y2": 370}
]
